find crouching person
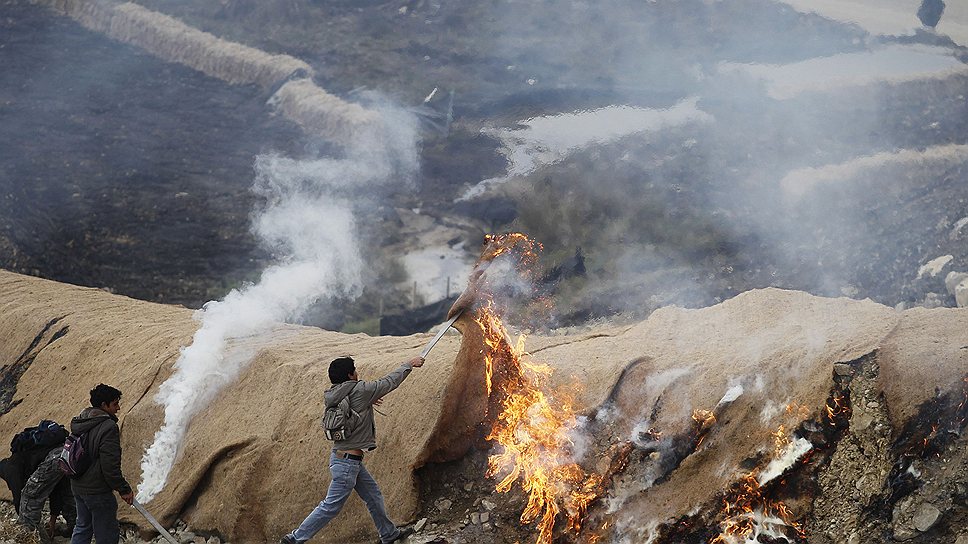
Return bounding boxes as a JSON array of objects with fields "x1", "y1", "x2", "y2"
[
  {"x1": 19, "y1": 445, "x2": 76, "y2": 542},
  {"x1": 0, "y1": 419, "x2": 69, "y2": 517},
  {"x1": 280, "y1": 355, "x2": 424, "y2": 544},
  {"x1": 70, "y1": 384, "x2": 133, "y2": 544}
]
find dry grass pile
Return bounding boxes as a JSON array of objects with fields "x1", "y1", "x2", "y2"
[
  {"x1": 780, "y1": 143, "x2": 968, "y2": 199},
  {"x1": 36, "y1": 0, "x2": 311, "y2": 89},
  {"x1": 270, "y1": 78, "x2": 379, "y2": 141},
  {"x1": 0, "y1": 270, "x2": 462, "y2": 543},
  {"x1": 0, "y1": 504, "x2": 39, "y2": 544},
  {"x1": 37, "y1": 0, "x2": 116, "y2": 33},
  {"x1": 2, "y1": 270, "x2": 965, "y2": 542},
  {"x1": 33, "y1": 0, "x2": 375, "y2": 142}
]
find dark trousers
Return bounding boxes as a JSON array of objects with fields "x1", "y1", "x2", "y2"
[{"x1": 71, "y1": 492, "x2": 119, "y2": 544}]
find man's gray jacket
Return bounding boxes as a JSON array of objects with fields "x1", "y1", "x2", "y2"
[
  {"x1": 326, "y1": 363, "x2": 413, "y2": 451},
  {"x1": 69, "y1": 407, "x2": 132, "y2": 496}
]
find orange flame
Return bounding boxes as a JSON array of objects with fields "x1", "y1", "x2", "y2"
[
  {"x1": 825, "y1": 391, "x2": 848, "y2": 425},
  {"x1": 480, "y1": 233, "x2": 542, "y2": 266},
  {"x1": 772, "y1": 425, "x2": 789, "y2": 457},
  {"x1": 477, "y1": 304, "x2": 600, "y2": 543},
  {"x1": 692, "y1": 409, "x2": 717, "y2": 437},
  {"x1": 785, "y1": 401, "x2": 812, "y2": 420},
  {"x1": 470, "y1": 233, "x2": 605, "y2": 544},
  {"x1": 692, "y1": 409, "x2": 716, "y2": 425},
  {"x1": 711, "y1": 424, "x2": 806, "y2": 543},
  {"x1": 711, "y1": 473, "x2": 805, "y2": 543}
]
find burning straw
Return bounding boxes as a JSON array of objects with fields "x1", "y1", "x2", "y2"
[{"x1": 458, "y1": 233, "x2": 620, "y2": 544}]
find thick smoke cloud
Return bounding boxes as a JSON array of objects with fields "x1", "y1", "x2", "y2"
[
  {"x1": 137, "y1": 97, "x2": 419, "y2": 502},
  {"x1": 467, "y1": 0, "x2": 968, "y2": 322}
]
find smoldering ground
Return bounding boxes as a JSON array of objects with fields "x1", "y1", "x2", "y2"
[{"x1": 484, "y1": 7, "x2": 968, "y2": 323}]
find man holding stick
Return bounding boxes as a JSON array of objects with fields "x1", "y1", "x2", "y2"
[
  {"x1": 281, "y1": 355, "x2": 424, "y2": 544},
  {"x1": 69, "y1": 384, "x2": 133, "y2": 544}
]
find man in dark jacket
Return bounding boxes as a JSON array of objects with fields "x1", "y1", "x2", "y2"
[
  {"x1": 69, "y1": 384, "x2": 133, "y2": 544},
  {"x1": 280, "y1": 355, "x2": 424, "y2": 544}
]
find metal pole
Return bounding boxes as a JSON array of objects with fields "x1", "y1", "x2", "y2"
[
  {"x1": 132, "y1": 499, "x2": 179, "y2": 544},
  {"x1": 420, "y1": 311, "x2": 461, "y2": 359}
]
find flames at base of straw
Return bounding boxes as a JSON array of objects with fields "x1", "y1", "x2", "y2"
[
  {"x1": 476, "y1": 304, "x2": 604, "y2": 543},
  {"x1": 711, "y1": 423, "x2": 812, "y2": 544},
  {"x1": 466, "y1": 233, "x2": 829, "y2": 544},
  {"x1": 711, "y1": 469, "x2": 806, "y2": 544}
]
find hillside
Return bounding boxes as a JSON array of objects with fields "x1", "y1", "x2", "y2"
[{"x1": 0, "y1": 270, "x2": 965, "y2": 543}]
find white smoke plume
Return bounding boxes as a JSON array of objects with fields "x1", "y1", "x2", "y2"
[
  {"x1": 137, "y1": 97, "x2": 419, "y2": 503},
  {"x1": 757, "y1": 436, "x2": 813, "y2": 486}
]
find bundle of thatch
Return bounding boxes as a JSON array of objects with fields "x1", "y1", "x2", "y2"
[
  {"x1": 40, "y1": 0, "x2": 117, "y2": 33},
  {"x1": 0, "y1": 270, "x2": 463, "y2": 542},
  {"x1": 781, "y1": 143, "x2": 968, "y2": 199},
  {"x1": 32, "y1": 0, "x2": 376, "y2": 143},
  {"x1": 37, "y1": 0, "x2": 311, "y2": 89},
  {"x1": 269, "y1": 79, "x2": 379, "y2": 142}
]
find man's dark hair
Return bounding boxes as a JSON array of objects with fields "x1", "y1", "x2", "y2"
[
  {"x1": 90, "y1": 384, "x2": 122, "y2": 408},
  {"x1": 329, "y1": 357, "x2": 356, "y2": 384}
]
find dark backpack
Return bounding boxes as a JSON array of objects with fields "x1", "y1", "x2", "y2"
[
  {"x1": 57, "y1": 431, "x2": 94, "y2": 478},
  {"x1": 57, "y1": 418, "x2": 108, "y2": 478},
  {"x1": 10, "y1": 420, "x2": 67, "y2": 453},
  {"x1": 321, "y1": 384, "x2": 360, "y2": 441}
]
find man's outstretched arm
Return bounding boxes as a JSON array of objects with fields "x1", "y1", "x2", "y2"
[{"x1": 360, "y1": 356, "x2": 424, "y2": 403}]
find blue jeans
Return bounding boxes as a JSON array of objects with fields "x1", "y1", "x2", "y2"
[
  {"x1": 71, "y1": 492, "x2": 119, "y2": 544},
  {"x1": 289, "y1": 452, "x2": 399, "y2": 543}
]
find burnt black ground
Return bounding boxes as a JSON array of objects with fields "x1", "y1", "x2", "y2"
[
  {"x1": 1, "y1": 0, "x2": 968, "y2": 328},
  {"x1": 0, "y1": 0, "x2": 508, "y2": 313},
  {"x1": 0, "y1": 0, "x2": 305, "y2": 306}
]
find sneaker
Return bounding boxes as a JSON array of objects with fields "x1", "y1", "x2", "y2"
[
  {"x1": 386, "y1": 526, "x2": 415, "y2": 543},
  {"x1": 280, "y1": 534, "x2": 304, "y2": 544}
]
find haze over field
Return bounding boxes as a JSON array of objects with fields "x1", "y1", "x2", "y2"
[{"x1": 1, "y1": 1, "x2": 968, "y2": 543}]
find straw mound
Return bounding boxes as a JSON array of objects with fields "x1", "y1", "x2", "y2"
[
  {"x1": 581, "y1": 289, "x2": 899, "y2": 528},
  {"x1": 270, "y1": 79, "x2": 379, "y2": 141},
  {"x1": 37, "y1": 0, "x2": 310, "y2": 88},
  {"x1": 32, "y1": 0, "x2": 374, "y2": 142},
  {"x1": 0, "y1": 270, "x2": 459, "y2": 543},
  {"x1": 0, "y1": 271, "x2": 965, "y2": 542}
]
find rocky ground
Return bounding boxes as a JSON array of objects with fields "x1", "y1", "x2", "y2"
[
  {"x1": 0, "y1": 498, "x2": 222, "y2": 543},
  {"x1": 0, "y1": 460, "x2": 538, "y2": 544}
]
